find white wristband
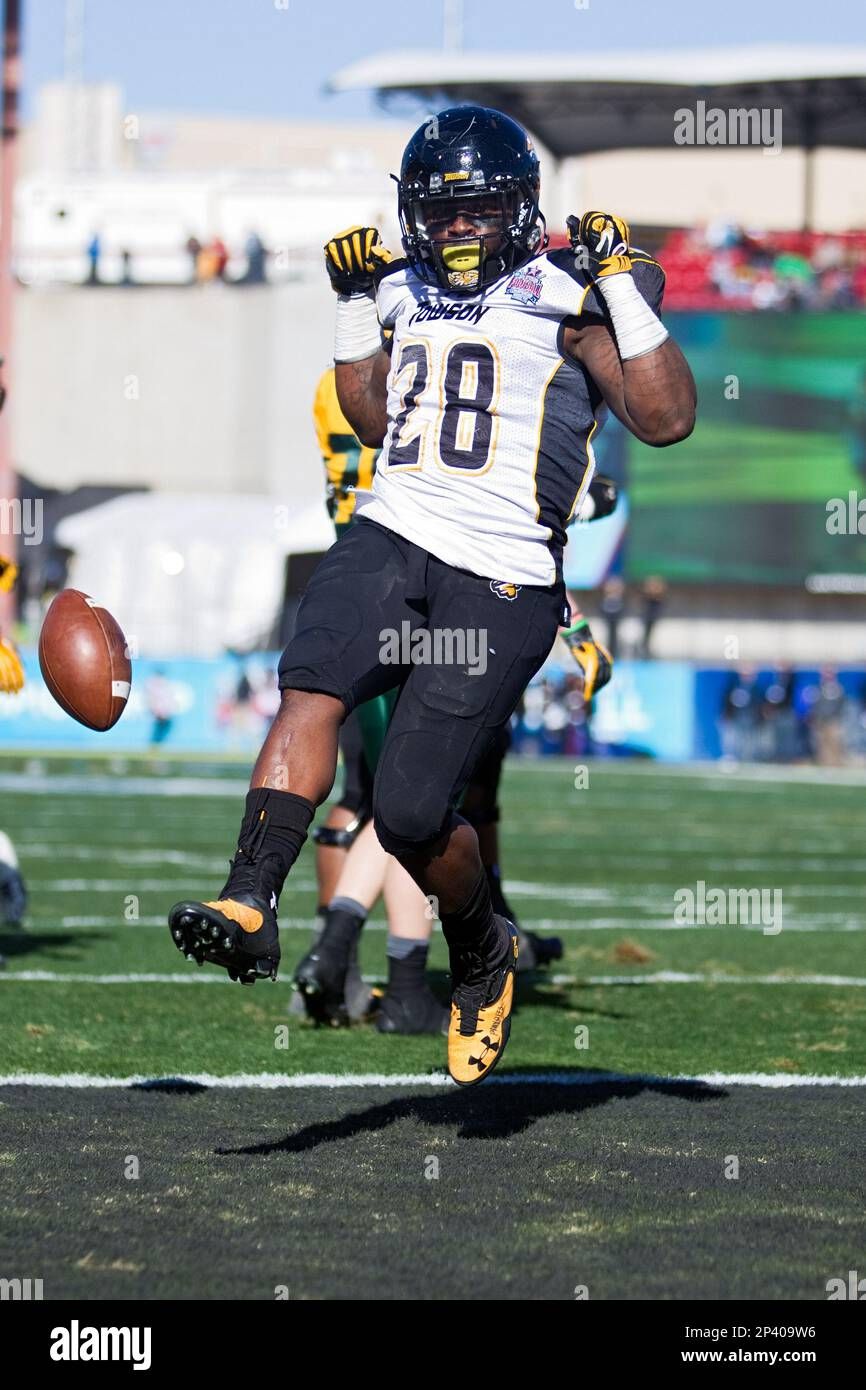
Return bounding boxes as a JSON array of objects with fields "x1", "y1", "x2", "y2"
[
  {"x1": 596, "y1": 272, "x2": 669, "y2": 360},
  {"x1": 334, "y1": 292, "x2": 382, "y2": 363}
]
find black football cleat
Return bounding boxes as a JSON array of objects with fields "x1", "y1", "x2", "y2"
[
  {"x1": 447, "y1": 915, "x2": 518, "y2": 1087},
  {"x1": 377, "y1": 983, "x2": 448, "y2": 1036},
  {"x1": 288, "y1": 934, "x2": 380, "y2": 1020},
  {"x1": 168, "y1": 848, "x2": 282, "y2": 985},
  {"x1": 516, "y1": 927, "x2": 563, "y2": 972},
  {"x1": 293, "y1": 934, "x2": 351, "y2": 1026},
  {"x1": 293, "y1": 905, "x2": 371, "y2": 1026},
  {"x1": 345, "y1": 948, "x2": 382, "y2": 1023}
]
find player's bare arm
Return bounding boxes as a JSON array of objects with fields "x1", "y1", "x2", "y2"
[
  {"x1": 564, "y1": 318, "x2": 696, "y2": 446},
  {"x1": 334, "y1": 348, "x2": 390, "y2": 448},
  {"x1": 323, "y1": 224, "x2": 393, "y2": 447}
]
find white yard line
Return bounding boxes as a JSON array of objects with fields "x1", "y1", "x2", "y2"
[
  {"x1": 19, "y1": 843, "x2": 866, "y2": 878},
  {"x1": 4, "y1": 763, "x2": 866, "y2": 804},
  {"x1": 53, "y1": 915, "x2": 323, "y2": 929},
  {"x1": 27, "y1": 876, "x2": 864, "y2": 911},
  {"x1": 15, "y1": 913, "x2": 864, "y2": 933},
  {"x1": 4, "y1": 969, "x2": 866, "y2": 988},
  {"x1": 0, "y1": 1070, "x2": 865, "y2": 1089},
  {"x1": 506, "y1": 759, "x2": 866, "y2": 787},
  {"x1": 0, "y1": 774, "x2": 249, "y2": 797},
  {"x1": 0, "y1": 911, "x2": 861, "y2": 934},
  {"x1": 18, "y1": 846, "x2": 234, "y2": 869},
  {"x1": 37, "y1": 878, "x2": 317, "y2": 893},
  {"x1": 0, "y1": 970, "x2": 254, "y2": 984},
  {"x1": 549, "y1": 971, "x2": 866, "y2": 987}
]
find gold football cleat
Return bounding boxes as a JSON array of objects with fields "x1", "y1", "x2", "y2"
[{"x1": 448, "y1": 918, "x2": 519, "y2": 1087}]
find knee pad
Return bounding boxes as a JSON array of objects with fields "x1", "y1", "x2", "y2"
[
  {"x1": 373, "y1": 801, "x2": 451, "y2": 858},
  {"x1": 312, "y1": 809, "x2": 369, "y2": 850}
]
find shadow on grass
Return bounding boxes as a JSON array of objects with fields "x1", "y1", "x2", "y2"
[
  {"x1": 212, "y1": 1069, "x2": 727, "y2": 1152},
  {"x1": 134, "y1": 1078, "x2": 210, "y2": 1095},
  {"x1": 0, "y1": 928, "x2": 101, "y2": 964}
]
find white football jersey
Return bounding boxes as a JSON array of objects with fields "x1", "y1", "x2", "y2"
[{"x1": 354, "y1": 247, "x2": 664, "y2": 587}]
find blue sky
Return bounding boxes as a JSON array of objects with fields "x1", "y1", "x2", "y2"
[{"x1": 24, "y1": 0, "x2": 863, "y2": 123}]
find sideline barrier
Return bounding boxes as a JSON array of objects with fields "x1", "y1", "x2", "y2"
[{"x1": 2, "y1": 651, "x2": 864, "y2": 762}]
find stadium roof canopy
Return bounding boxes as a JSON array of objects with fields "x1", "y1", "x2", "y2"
[{"x1": 328, "y1": 45, "x2": 866, "y2": 160}]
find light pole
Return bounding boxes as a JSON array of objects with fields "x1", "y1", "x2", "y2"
[{"x1": 443, "y1": 0, "x2": 463, "y2": 51}]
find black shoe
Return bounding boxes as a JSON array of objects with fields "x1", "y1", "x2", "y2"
[
  {"x1": 516, "y1": 927, "x2": 563, "y2": 972},
  {"x1": 294, "y1": 906, "x2": 371, "y2": 1026},
  {"x1": 345, "y1": 936, "x2": 382, "y2": 1022},
  {"x1": 288, "y1": 924, "x2": 378, "y2": 1021},
  {"x1": 293, "y1": 938, "x2": 350, "y2": 1025},
  {"x1": 293, "y1": 933, "x2": 353, "y2": 1026},
  {"x1": 447, "y1": 915, "x2": 518, "y2": 1087},
  {"x1": 377, "y1": 984, "x2": 448, "y2": 1036},
  {"x1": 168, "y1": 849, "x2": 282, "y2": 985},
  {"x1": 288, "y1": 916, "x2": 325, "y2": 1018}
]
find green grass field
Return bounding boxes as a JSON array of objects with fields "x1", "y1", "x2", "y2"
[{"x1": 1, "y1": 753, "x2": 865, "y2": 1298}]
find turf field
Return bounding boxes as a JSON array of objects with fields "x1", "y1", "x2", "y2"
[{"x1": 1, "y1": 753, "x2": 865, "y2": 1299}]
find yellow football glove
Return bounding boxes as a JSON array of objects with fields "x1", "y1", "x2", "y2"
[
  {"x1": 324, "y1": 225, "x2": 392, "y2": 294},
  {"x1": 567, "y1": 211, "x2": 632, "y2": 279},
  {"x1": 561, "y1": 617, "x2": 613, "y2": 703},
  {"x1": 0, "y1": 636, "x2": 24, "y2": 694},
  {"x1": 0, "y1": 554, "x2": 18, "y2": 593}
]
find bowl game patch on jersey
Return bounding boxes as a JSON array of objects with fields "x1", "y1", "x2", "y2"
[{"x1": 505, "y1": 265, "x2": 544, "y2": 306}]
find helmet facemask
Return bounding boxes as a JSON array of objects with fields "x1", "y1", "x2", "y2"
[{"x1": 399, "y1": 175, "x2": 544, "y2": 294}]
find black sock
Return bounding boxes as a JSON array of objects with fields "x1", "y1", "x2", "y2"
[
  {"x1": 385, "y1": 939, "x2": 429, "y2": 997},
  {"x1": 235, "y1": 788, "x2": 315, "y2": 885},
  {"x1": 484, "y1": 862, "x2": 519, "y2": 924},
  {"x1": 440, "y1": 870, "x2": 496, "y2": 947}
]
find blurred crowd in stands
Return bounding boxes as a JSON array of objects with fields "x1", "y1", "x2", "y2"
[
  {"x1": 79, "y1": 223, "x2": 866, "y2": 303},
  {"x1": 718, "y1": 668, "x2": 866, "y2": 766},
  {"x1": 511, "y1": 665, "x2": 866, "y2": 765},
  {"x1": 657, "y1": 224, "x2": 866, "y2": 311},
  {"x1": 593, "y1": 576, "x2": 668, "y2": 661},
  {"x1": 512, "y1": 672, "x2": 595, "y2": 758},
  {"x1": 183, "y1": 232, "x2": 268, "y2": 285},
  {"x1": 83, "y1": 230, "x2": 269, "y2": 287}
]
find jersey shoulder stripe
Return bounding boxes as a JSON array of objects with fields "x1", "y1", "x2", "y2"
[
  {"x1": 627, "y1": 253, "x2": 666, "y2": 315},
  {"x1": 546, "y1": 242, "x2": 666, "y2": 320},
  {"x1": 544, "y1": 244, "x2": 593, "y2": 286}
]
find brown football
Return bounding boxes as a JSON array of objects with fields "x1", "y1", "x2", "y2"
[{"x1": 38, "y1": 589, "x2": 132, "y2": 731}]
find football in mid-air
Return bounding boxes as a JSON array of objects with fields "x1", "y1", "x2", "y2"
[{"x1": 38, "y1": 589, "x2": 132, "y2": 731}]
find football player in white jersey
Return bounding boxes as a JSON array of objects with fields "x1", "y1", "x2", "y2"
[{"x1": 169, "y1": 106, "x2": 695, "y2": 1087}]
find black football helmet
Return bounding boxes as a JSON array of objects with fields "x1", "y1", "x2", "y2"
[{"x1": 396, "y1": 105, "x2": 545, "y2": 295}]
